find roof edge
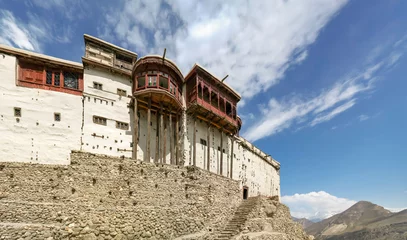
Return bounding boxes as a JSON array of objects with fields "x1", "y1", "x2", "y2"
[
  {"x1": 0, "y1": 44, "x2": 83, "y2": 70},
  {"x1": 84, "y1": 34, "x2": 138, "y2": 57}
]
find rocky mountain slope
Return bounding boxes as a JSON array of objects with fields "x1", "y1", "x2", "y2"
[
  {"x1": 305, "y1": 201, "x2": 407, "y2": 240},
  {"x1": 293, "y1": 217, "x2": 315, "y2": 229}
]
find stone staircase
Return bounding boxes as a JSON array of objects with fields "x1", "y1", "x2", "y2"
[{"x1": 214, "y1": 197, "x2": 259, "y2": 240}]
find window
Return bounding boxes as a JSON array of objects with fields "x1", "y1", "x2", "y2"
[
  {"x1": 116, "y1": 121, "x2": 129, "y2": 130},
  {"x1": 14, "y1": 107, "x2": 21, "y2": 117},
  {"x1": 46, "y1": 70, "x2": 52, "y2": 85},
  {"x1": 93, "y1": 82, "x2": 103, "y2": 90},
  {"x1": 159, "y1": 76, "x2": 168, "y2": 89},
  {"x1": 93, "y1": 116, "x2": 107, "y2": 126},
  {"x1": 200, "y1": 139, "x2": 207, "y2": 146},
  {"x1": 117, "y1": 88, "x2": 127, "y2": 96},
  {"x1": 148, "y1": 76, "x2": 157, "y2": 86},
  {"x1": 116, "y1": 54, "x2": 132, "y2": 64},
  {"x1": 137, "y1": 76, "x2": 145, "y2": 88},
  {"x1": 54, "y1": 113, "x2": 61, "y2": 122},
  {"x1": 218, "y1": 146, "x2": 221, "y2": 151},
  {"x1": 54, "y1": 73, "x2": 60, "y2": 86},
  {"x1": 64, "y1": 72, "x2": 79, "y2": 89}
]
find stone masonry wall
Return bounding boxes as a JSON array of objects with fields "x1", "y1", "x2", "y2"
[{"x1": 0, "y1": 151, "x2": 242, "y2": 240}]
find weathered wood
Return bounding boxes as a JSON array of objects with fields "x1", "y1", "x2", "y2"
[
  {"x1": 146, "y1": 97, "x2": 151, "y2": 162},
  {"x1": 169, "y1": 106, "x2": 173, "y2": 164},
  {"x1": 132, "y1": 97, "x2": 138, "y2": 160},
  {"x1": 220, "y1": 129, "x2": 223, "y2": 175},
  {"x1": 207, "y1": 124, "x2": 211, "y2": 171},
  {"x1": 163, "y1": 111, "x2": 167, "y2": 164},
  {"x1": 230, "y1": 135, "x2": 234, "y2": 179},
  {"x1": 193, "y1": 115, "x2": 197, "y2": 166},
  {"x1": 155, "y1": 108, "x2": 160, "y2": 163},
  {"x1": 175, "y1": 114, "x2": 179, "y2": 165},
  {"x1": 160, "y1": 103, "x2": 164, "y2": 164}
]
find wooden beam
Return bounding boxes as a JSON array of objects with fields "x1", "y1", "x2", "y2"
[
  {"x1": 169, "y1": 105, "x2": 174, "y2": 165},
  {"x1": 155, "y1": 105, "x2": 160, "y2": 163},
  {"x1": 220, "y1": 129, "x2": 223, "y2": 175},
  {"x1": 175, "y1": 113, "x2": 179, "y2": 165},
  {"x1": 160, "y1": 103, "x2": 164, "y2": 164},
  {"x1": 132, "y1": 97, "x2": 138, "y2": 160},
  {"x1": 230, "y1": 136, "x2": 234, "y2": 179},
  {"x1": 146, "y1": 97, "x2": 151, "y2": 162},
  {"x1": 207, "y1": 124, "x2": 211, "y2": 171},
  {"x1": 193, "y1": 114, "x2": 197, "y2": 166},
  {"x1": 163, "y1": 110, "x2": 167, "y2": 164}
]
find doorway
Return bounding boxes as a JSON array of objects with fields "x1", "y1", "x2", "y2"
[{"x1": 243, "y1": 187, "x2": 248, "y2": 200}]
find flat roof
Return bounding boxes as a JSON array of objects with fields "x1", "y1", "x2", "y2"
[
  {"x1": 0, "y1": 44, "x2": 83, "y2": 70},
  {"x1": 84, "y1": 34, "x2": 138, "y2": 57}
]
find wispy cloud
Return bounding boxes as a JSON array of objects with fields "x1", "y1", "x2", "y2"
[
  {"x1": 100, "y1": 0, "x2": 349, "y2": 100},
  {"x1": 0, "y1": 9, "x2": 74, "y2": 52},
  {"x1": 358, "y1": 114, "x2": 370, "y2": 122},
  {"x1": 243, "y1": 40, "x2": 405, "y2": 142},
  {"x1": 0, "y1": 10, "x2": 39, "y2": 51}
]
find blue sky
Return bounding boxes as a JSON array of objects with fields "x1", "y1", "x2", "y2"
[{"x1": 1, "y1": 0, "x2": 406, "y2": 220}]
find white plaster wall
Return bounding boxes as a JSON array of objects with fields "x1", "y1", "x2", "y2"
[
  {"x1": 0, "y1": 54, "x2": 82, "y2": 165},
  {"x1": 81, "y1": 67, "x2": 133, "y2": 158}
]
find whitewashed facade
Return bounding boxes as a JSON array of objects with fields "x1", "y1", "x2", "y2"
[{"x1": 0, "y1": 35, "x2": 280, "y2": 199}]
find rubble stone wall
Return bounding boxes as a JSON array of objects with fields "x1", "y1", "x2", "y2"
[{"x1": 0, "y1": 151, "x2": 242, "y2": 240}]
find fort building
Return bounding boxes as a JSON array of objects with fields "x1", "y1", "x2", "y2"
[{"x1": 0, "y1": 34, "x2": 280, "y2": 199}]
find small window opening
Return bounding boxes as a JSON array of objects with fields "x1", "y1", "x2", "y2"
[
  {"x1": 14, "y1": 107, "x2": 21, "y2": 117},
  {"x1": 54, "y1": 113, "x2": 61, "y2": 122},
  {"x1": 226, "y1": 101, "x2": 232, "y2": 117},
  {"x1": 116, "y1": 121, "x2": 129, "y2": 130},
  {"x1": 211, "y1": 91, "x2": 218, "y2": 108},
  {"x1": 243, "y1": 187, "x2": 248, "y2": 200},
  {"x1": 93, "y1": 82, "x2": 103, "y2": 90},
  {"x1": 219, "y1": 98, "x2": 226, "y2": 113},
  {"x1": 198, "y1": 83, "x2": 203, "y2": 99},
  {"x1": 203, "y1": 86, "x2": 210, "y2": 103},
  {"x1": 200, "y1": 139, "x2": 207, "y2": 146},
  {"x1": 117, "y1": 88, "x2": 127, "y2": 96},
  {"x1": 93, "y1": 116, "x2": 107, "y2": 126}
]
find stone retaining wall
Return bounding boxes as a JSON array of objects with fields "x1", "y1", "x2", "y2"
[{"x1": 0, "y1": 151, "x2": 242, "y2": 239}]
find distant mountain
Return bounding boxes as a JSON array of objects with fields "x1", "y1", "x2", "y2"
[
  {"x1": 293, "y1": 217, "x2": 315, "y2": 229},
  {"x1": 305, "y1": 201, "x2": 407, "y2": 240}
]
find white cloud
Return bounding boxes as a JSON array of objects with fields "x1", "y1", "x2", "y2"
[
  {"x1": 242, "y1": 42, "x2": 404, "y2": 142},
  {"x1": 358, "y1": 114, "x2": 370, "y2": 122},
  {"x1": 282, "y1": 191, "x2": 357, "y2": 220},
  {"x1": 100, "y1": 0, "x2": 348, "y2": 99},
  {"x1": 385, "y1": 207, "x2": 407, "y2": 213},
  {"x1": 0, "y1": 10, "x2": 39, "y2": 51}
]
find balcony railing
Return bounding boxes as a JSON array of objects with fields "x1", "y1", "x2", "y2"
[{"x1": 135, "y1": 74, "x2": 182, "y2": 103}]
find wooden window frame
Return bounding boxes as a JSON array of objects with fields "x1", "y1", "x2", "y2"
[
  {"x1": 116, "y1": 121, "x2": 129, "y2": 130},
  {"x1": 93, "y1": 116, "x2": 107, "y2": 126}
]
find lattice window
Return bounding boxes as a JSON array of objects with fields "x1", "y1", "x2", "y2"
[
  {"x1": 54, "y1": 113, "x2": 61, "y2": 121},
  {"x1": 64, "y1": 72, "x2": 79, "y2": 89},
  {"x1": 14, "y1": 107, "x2": 21, "y2": 117},
  {"x1": 116, "y1": 121, "x2": 129, "y2": 130},
  {"x1": 93, "y1": 116, "x2": 107, "y2": 126},
  {"x1": 54, "y1": 73, "x2": 60, "y2": 86},
  {"x1": 46, "y1": 70, "x2": 52, "y2": 85},
  {"x1": 117, "y1": 88, "x2": 126, "y2": 96}
]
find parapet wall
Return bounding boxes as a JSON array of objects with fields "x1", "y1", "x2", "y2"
[{"x1": 0, "y1": 152, "x2": 242, "y2": 239}]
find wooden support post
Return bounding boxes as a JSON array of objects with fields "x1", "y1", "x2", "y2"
[
  {"x1": 163, "y1": 111, "x2": 167, "y2": 164},
  {"x1": 155, "y1": 108, "x2": 160, "y2": 163},
  {"x1": 175, "y1": 113, "x2": 179, "y2": 165},
  {"x1": 160, "y1": 103, "x2": 164, "y2": 164},
  {"x1": 220, "y1": 129, "x2": 223, "y2": 175},
  {"x1": 193, "y1": 115, "x2": 197, "y2": 166},
  {"x1": 132, "y1": 97, "x2": 138, "y2": 160},
  {"x1": 230, "y1": 135, "x2": 234, "y2": 179},
  {"x1": 207, "y1": 124, "x2": 211, "y2": 171},
  {"x1": 146, "y1": 97, "x2": 151, "y2": 162},
  {"x1": 169, "y1": 106, "x2": 174, "y2": 164}
]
